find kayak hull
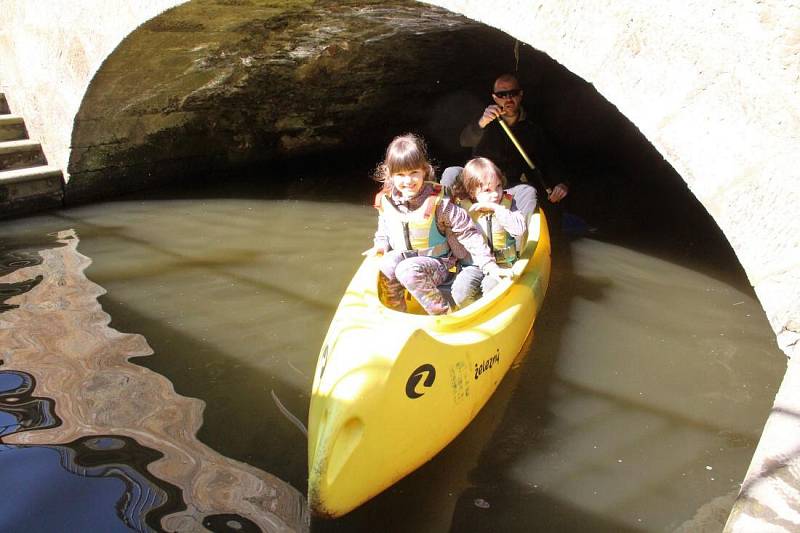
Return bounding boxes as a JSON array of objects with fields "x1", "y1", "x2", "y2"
[{"x1": 308, "y1": 212, "x2": 551, "y2": 518}]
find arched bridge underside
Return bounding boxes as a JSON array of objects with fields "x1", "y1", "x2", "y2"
[{"x1": 1, "y1": 1, "x2": 798, "y2": 530}]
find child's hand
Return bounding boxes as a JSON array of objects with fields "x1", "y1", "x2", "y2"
[
  {"x1": 362, "y1": 245, "x2": 387, "y2": 257},
  {"x1": 493, "y1": 268, "x2": 515, "y2": 280},
  {"x1": 469, "y1": 202, "x2": 498, "y2": 214},
  {"x1": 484, "y1": 262, "x2": 515, "y2": 281}
]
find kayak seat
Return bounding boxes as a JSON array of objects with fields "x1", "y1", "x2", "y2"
[{"x1": 377, "y1": 270, "x2": 457, "y2": 316}]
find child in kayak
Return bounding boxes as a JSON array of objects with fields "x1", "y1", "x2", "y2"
[
  {"x1": 364, "y1": 134, "x2": 509, "y2": 315},
  {"x1": 450, "y1": 157, "x2": 527, "y2": 307}
]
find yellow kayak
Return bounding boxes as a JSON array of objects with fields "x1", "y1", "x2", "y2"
[{"x1": 307, "y1": 211, "x2": 551, "y2": 518}]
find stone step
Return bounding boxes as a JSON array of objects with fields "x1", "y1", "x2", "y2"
[
  {"x1": 0, "y1": 93, "x2": 9, "y2": 114},
  {"x1": 0, "y1": 165, "x2": 64, "y2": 217},
  {"x1": 0, "y1": 164, "x2": 62, "y2": 186},
  {"x1": 0, "y1": 139, "x2": 46, "y2": 171},
  {"x1": 0, "y1": 114, "x2": 27, "y2": 141}
]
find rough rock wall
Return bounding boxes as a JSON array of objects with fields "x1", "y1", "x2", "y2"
[{"x1": 65, "y1": 0, "x2": 495, "y2": 201}]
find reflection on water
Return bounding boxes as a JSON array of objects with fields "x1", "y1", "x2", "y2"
[
  {"x1": 0, "y1": 367, "x2": 177, "y2": 531},
  {"x1": 0, "y1": 229, "x2": 307, "y2": 532},
  {"x1": 0, "y1": 370, "x2": 60, "y2": 437},
  {"x1": 0, "y1": 192, "x2": 786, "y2": 532},
  {"x1": 0, "y1": 233, "x2": 64, "y2": 312},
  {"x1": 0, "y1": 435, "x2": 182, "y2": 532}
]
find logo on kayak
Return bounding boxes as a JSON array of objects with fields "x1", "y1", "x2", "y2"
[
  {"x1": 474, "y1": 350, "x2": 500, "y2": 380},
  {"x1": 406, "y1": 364, "x2": 436, "y2": 399}
]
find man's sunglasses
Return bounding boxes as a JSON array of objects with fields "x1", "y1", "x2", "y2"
[{"x1": 493, "y1": 89, "x2": 521, "y2": 99}]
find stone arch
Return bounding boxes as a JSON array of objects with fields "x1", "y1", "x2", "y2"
[
  {"x1": 4, "y1": 1, "x2": 794, "y2": 360},
  {"x1": 65, "y1": 0, "x2": 509, "y2": 200},
  {"x1": 424, "y1": 1, "x2": 799, "y2": 363},
  {"x1": 2, "y1": 0, "x2": 797, "y2": 528},
  {"x1": 0, "y1": 1, "x2": 189, "y2": 179}
]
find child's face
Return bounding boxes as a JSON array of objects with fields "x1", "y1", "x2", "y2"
[
  {"x1": 392, "y1": 169, "x2": 425, "y2": 199},
  {"x1": 472, "y1": 175, "x2": 504, "y2": 204}
]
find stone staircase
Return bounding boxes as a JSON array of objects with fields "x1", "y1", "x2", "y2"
[{"x1": 0, "y1": 91, "x2": 64, "y2": 218}]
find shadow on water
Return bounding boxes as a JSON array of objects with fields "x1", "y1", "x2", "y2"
[
  {"x1": 443, "y1": 233, "x2": 628, "y2": 533},
  {"x1": 443, "y1": 217, "x2": 781, "y2": 531},
  {"x1": 98, "y1": 294, "x2": 312, "y2": 489}
]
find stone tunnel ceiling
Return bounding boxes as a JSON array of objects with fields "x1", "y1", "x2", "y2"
[
  {"x1": 68, "y1": 0, "x2": 502, "y2": 200},
  {"x1": 66, "y1": 0, "x2": 728, "y2": 274},
  {"x1": 67, "y1": 0, "x2": 686, "y2": 234}
]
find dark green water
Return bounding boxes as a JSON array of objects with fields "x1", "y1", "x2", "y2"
[{"x1": 0, "y1": 181, "x2": 785, "y2": 532}]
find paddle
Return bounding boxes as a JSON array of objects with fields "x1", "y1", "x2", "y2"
[
  {"x1": 494, "y1": 115, "x2": 554, "y2": 198},
  {"x1": 495, "y1": 113, "x2": 592, "y2": 236}
]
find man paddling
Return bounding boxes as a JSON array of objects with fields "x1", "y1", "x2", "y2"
[{"x1": 443, "y1": 73, "x2": 569, "y2": 219}]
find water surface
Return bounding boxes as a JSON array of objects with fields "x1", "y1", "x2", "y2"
[{"x1": 0, "y1": 183, "x2": 786, "y2": 532}]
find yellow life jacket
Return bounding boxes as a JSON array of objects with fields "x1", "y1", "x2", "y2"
[
  {"x1": 375, "y1": 183, "x2": 450, "y2": 258},
  {"x1": 460, "y1": 193, "x2": 517, "y2": 265}
]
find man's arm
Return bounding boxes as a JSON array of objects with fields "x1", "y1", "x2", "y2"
[
  {"x1": 459, "y1": 119, "x2": 484, "y2": 148},
  {"x1": 536, "y1": 127, "x2": 570, "y2": 202},
  {"x1": 460, "y1": 104, "x2": 504, "y2": 148}
]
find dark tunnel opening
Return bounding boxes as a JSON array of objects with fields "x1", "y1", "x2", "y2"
[{"x1": 68, "y1": 0, "x2": 742, "y2": 280}]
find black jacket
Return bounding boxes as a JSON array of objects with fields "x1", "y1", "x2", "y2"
[{"x1": 460, "y1": 109, "x2": 568, "y2": 193}]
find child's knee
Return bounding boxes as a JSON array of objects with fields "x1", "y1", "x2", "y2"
[
  {"x1": 379, "y1": 251, "x2": 404, "y2": 279},
  {"x1": 395, "y1": 259, "x2": 422, "y2": 285},
  {"x1": 450, "y1": 266, "x2": 482, "y2": 308}
]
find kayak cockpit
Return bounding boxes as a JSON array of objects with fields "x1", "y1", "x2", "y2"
[{"x1": 376, "y1": 212, "x2": 541, "y2": 317}]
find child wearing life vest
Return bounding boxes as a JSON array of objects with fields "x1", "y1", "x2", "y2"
[
  {"x1": 449, "y1": 157, "x2": 527, "y2": 308},
  {"x1": 364, "y1": 134, "x2": 508, "y2": 315}
]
